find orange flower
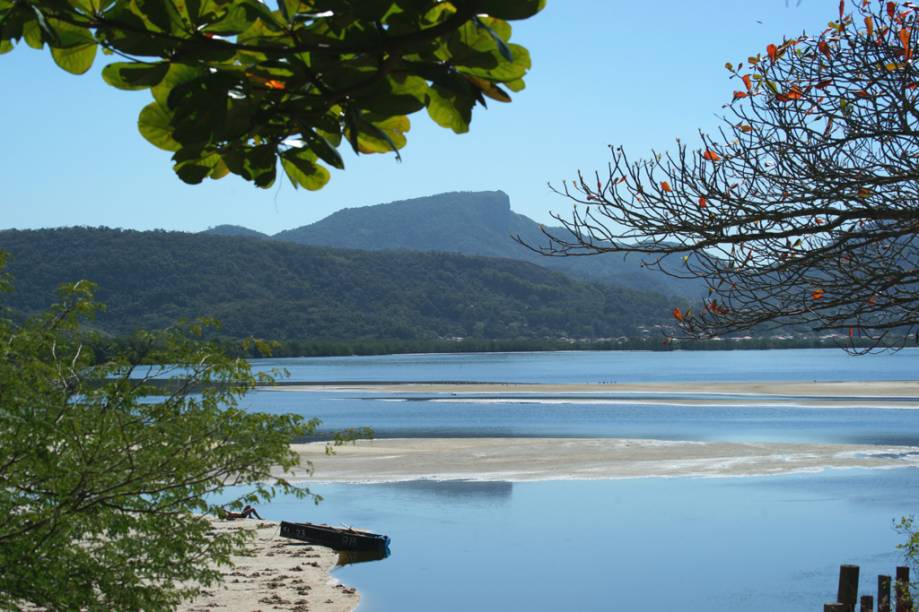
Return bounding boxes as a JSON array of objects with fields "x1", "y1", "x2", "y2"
[
  {"x1": 672, "y1": 307, "x2": 685, "y2": 321},
  {"x1": 702, "y1": 150, "x2": 721, "y2": 161},
  {"x1": 265, "y1": 79, "x2": 286, "y2": 90},
  {"x1": 767, "y1": 43, "x2": 778, "y2": 61}
]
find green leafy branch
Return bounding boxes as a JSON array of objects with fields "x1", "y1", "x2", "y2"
[{"x1": 0, "y1": 0, "x2": 545, "y2": 190}]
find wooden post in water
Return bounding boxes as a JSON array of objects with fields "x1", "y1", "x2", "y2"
[
  {"x1": 878, "y1": 575, "x2": 891, "y2": 612},
  {"x1": 861, "y1": 594, "x2": 874, "y2": 612},
  {"x1": 895, "y1": 566, "x2": 911, "y2": 612},
  {"x1": 826, "y1": 604, "x2": 851, "y2": 612},
  {"x1": 838, "y1": 565, "x2": 860, "y2": 612}
]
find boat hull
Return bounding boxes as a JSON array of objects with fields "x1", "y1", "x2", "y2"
[{"x1": 279, "y1": 521, "x2": 391, "y2": 555}]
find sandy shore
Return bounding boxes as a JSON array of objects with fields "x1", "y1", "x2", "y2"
[
  {"x1": 267, "y1": 380, "x2": 919, "y2": 408},
  {"x1": 281, "y1": 437, "x2": 919, "y2": 482},
  {"x1": 179, "y1": 520, "x2": 358, "y2": 612}
]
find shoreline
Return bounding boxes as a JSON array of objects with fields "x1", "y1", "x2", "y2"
[
  {"x1": 265, "y1": 380, "x2": 919, "y2": 409},
  {"x1": 179, "y1": 520, "x2": 358, "y2": 612},
  {"x1": 279, "y1": 438, "x2": 919, "y2": 483}
]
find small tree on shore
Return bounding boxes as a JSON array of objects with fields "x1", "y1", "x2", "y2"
[
  {"x1": 534, "y1": 0, "x2": 919, "y2": 351},
  {"x1": 0, "y1": 256, "x2": 319, "y2": 609}
]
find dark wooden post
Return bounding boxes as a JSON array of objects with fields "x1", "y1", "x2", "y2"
[
  {"x1": 895, "y1": 566, "x2": 912, "y2": 612},
  {"x1": 879, "y1": 575, "x2": 892, "y2": 612},
  {"x1": 861, "y1": 594, "x2": 874, "y2": 612},
  {"x1": 826, "y1": 604, "x2": 851, "y2": 612},
  {"x1": 838, "y1": 565, "x2": 861, "y2": 611}
]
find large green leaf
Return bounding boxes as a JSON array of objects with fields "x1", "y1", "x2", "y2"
[
  {"x1": 22, "y1": 19, "x2": 43, "y2": 49},
  {"x1": 0, "y1": 4, "x2": 30, "y2": 41},
  {"x1": 350, "y1": 114, "x2": 409, "y2": 155},
  {"x1": 174, "y1": 160, "x2": 212, "y2": 184},
  {"x1": 246, "y1": 145, "x2": 277, "y2": 188},
  {"x1": 461, "y1": 43, "x2": 530, "y2": 81},
  {"x1": 102, "y1": 61, "x2": 169, "y2": 90},
  {"x1": 134, "y1": 0, "x2": 176, "y2": 32},
  {"x1": 45, "y1": 17, "x2": 95, "y2": 47},
  {"x1": 202, "y1": 3, "x2": 256, "y2": 34},
  {"x1": 50, "y1": 43, "x2": 97, "y2": 74},
  {"x1": 138, "y1": 102, "x2": 180, "y2": 151},
  {"x1": 478, "y1": 0, "x2": 545, "y2": 20},
  {"x1": 355, "y1": 75, "x2": 427, "y2": 116},
  {"x1": 305, "y1": 131, "x2": 344, "y2": 170},
  {"x1": 428, "y1": 79, "x2": 475, "y2": 134},
  {"x1": 281, "y1": 149, "x2": 330, "y2": 190},
  {"x1": 152, "y1": 63, "x2": 205, "y2": 106},
  {"x1": 474, "y1": 16, "x2": 513, "y2": 61}
]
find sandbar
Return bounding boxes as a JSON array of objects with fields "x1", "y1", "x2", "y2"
[
  {"x1": 266, "y1": 380, "x2": 919, "y2": 408},
  {"x1": 281, "y1": 437, "x2": 919, "y2": 483}
]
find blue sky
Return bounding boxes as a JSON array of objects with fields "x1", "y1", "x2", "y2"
[{"x1": 1, "y1": 1, "x2": 833, "y2": 234}]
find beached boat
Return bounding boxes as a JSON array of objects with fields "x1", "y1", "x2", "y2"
[{"x1": 279, "y1": 521, "x2": 391, "y2": 556}]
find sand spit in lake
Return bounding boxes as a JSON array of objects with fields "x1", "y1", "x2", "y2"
[
  {"x1": 282, "y1": 437, "x2": 919, "y2": 483},
  {"x1": 267, "y1": 380, "x2": 919, "y2": 409}
]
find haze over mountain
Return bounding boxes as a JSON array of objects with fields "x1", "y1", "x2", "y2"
[
  {"x1": 203, "y1": 191, "x2": 701, "y2": 299},
  {"x1": 0, "y1": 227, "x2": 672, "y2": 342}
]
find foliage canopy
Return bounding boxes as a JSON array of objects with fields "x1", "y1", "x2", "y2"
[
  {"x1": 0, "y1": 227, "x2": 673, "y2": 341},
  {"x1": 537, "y1": 0, "x2": 919, "y2": 351},
  {"x1": 0, "y1": 252, "x2": 317, "y2": 609},
  {"x1": 0, "y1": 0, "x2": 544, "y2": 189}
]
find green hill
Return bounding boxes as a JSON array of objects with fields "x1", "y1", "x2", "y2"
[{"x1": 0, "y1": 227, "x2": 673, "y2": 342}]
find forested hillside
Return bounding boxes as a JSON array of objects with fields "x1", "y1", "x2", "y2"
[{"x1": 0, "y1": 228, "x2": 673, "y2": 342}]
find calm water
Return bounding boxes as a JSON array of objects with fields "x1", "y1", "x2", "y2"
[
  {"x1": 237, "y1": 350, "x2": 919, "y2": 611},
  {"x1": 219, "y1": 471, "x2": 918, "y2": 612},
  {"x1": 252, "y1": 348, "x2": 919, "y2": 384}
]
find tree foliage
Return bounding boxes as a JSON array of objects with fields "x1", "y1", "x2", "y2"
[
  {"x1": 0, "y1": 252, "x2": 319, "y2": 609},
  {"x1": 537, "y1": 0, "x2": 919, "y2": 351},
  {"x1": 0, "y1": 0, "x2": 544, "y2": 189},
  {"x1": 0, "y1": 227, "x2": 673, "y2": 342}
]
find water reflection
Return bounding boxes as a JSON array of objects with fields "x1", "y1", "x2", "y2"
[
  {"x1": 378, "y1": 479, "x2": 513, "y2": 501},
  {"x1": 337, "y1": 547, "x2": 391, "y2": 566}
]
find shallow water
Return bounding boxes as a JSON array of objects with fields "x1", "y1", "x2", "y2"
[
  {"x1": 218, "y1": 470, "x2": 919, "y2": 612},
  {"x1": 236, "y1": 349, "x2": 919, "y2": 611},
  {"x1": 245, "y1": 389, "x2": 919, "y2": 446}
]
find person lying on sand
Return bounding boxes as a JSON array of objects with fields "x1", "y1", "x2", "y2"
[{"x1": 220, "y1": 504, "x2": 263, "y2": 520}]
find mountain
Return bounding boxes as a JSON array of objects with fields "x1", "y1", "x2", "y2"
[
  {"x1": 271, "y1": 191, "x2": 703, "y2": 299},
  {"x1": 0, "y1": 228, "x2": 672, "y2": 342},
  {"x1": 201, "y1": 224, "x2": 269, "y2": 239}
]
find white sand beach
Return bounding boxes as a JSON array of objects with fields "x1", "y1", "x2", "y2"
[{"x1": 179, "y1": 520, "x2": 358, "y2": 612}]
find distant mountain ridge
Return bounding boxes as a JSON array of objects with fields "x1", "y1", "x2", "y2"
[
  {"x1": 203, "y1": 224, "x2": 268, "y2": 239},
  {"x1": 203, "y1": 191, "x2": 701, "y2": 299}
]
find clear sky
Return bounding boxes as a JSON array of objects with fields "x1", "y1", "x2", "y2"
[{"x1": 1, "y1": 1, "x2": 833, "y2": 235}]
